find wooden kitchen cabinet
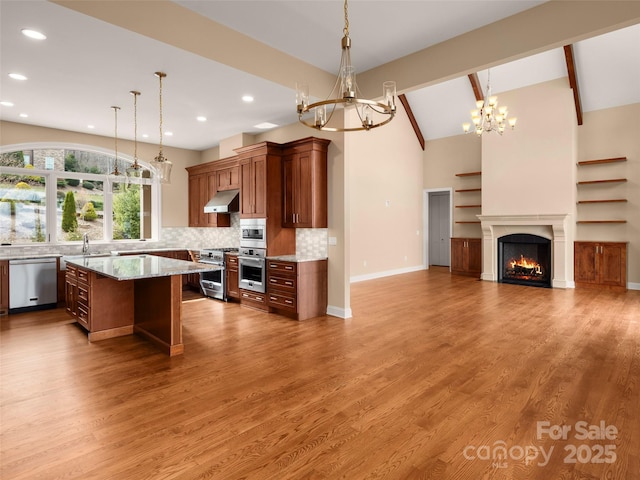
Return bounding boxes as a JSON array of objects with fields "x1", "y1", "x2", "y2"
[
  {"x1": 267, "y1": 259, "x2": 327, "y2": 320},
  {"x1": 216, "y1": 166, "x2": 240, "y2": 191},
  {"x1": 225, "y1": 253, "x2": 239, "y2": 300},
  {"x1": 282, "y1": 137, "x2": 330, "y2": 228},
  {"x1": 186, "y1": 169, "x2": 231, "y2": 228},
  {"x1": 450, "y1": 237, "x2": 482, "y2": 277},
  {"x1": 65, "y1": 264, "x2": 134, "y2": 340},
  {"x1": 239, "y1": 154, "x2": 267, "y2": 218},
  {"x1": 574, "y1": 241, "x2": 627, "y2": 290},
  {"x1": 1, "y1": 260, "x2": 9, "y2": 316}
]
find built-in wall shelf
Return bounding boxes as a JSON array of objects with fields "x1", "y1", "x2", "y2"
[
  {"x1": 577, "y1": 220, "x2": 627, "y2": 224},
  {"x1": 454, "y1": 171, "x2": 482, "y2": 227},
  {"x1": 577, "y1": 199, "x2": 627, "y2": 204},
  {"x1": 576, "y1": 155, "x2": 627, "y2": 226},
  {"x1": 577, "y1": 178, "x2": 627, "y2": 185},
  {"x1": 577, "y1": 157, "x2": 627, "y2": 166}
]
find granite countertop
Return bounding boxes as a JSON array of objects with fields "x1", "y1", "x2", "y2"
[
  {"x1": 113, "y1": 247, "x2": 203, "y2": 255},
  {"x1": 266, "y1": 254, "x2": 328, "y2": 263},
  {"x1": 0, "y1": 253, "x2": 63, "y2": 261},
  {"x1": 64, "y1": 254, "x2": 222, "y2": 281}
]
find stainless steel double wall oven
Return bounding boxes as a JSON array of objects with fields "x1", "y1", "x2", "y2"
[{"x1": 238, "y1": 218, "x2": 267, "y2": 293}]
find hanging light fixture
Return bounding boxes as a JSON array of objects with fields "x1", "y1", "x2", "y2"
[
  {"x1": 463, "y1": 69, "x2": 517, "y2": 136},
  {"x1": 149, "y1": 71, "x2": 172, "y2": 184},
  {"x1": 126, "y1": 90, "x2": 141, "y2": 178},
  {"x1": 296, "y1": 0, "x2": 396, "y2": 132},
  {"x1": 110, "y1": 106, "x2": 121, "y2": 175}
]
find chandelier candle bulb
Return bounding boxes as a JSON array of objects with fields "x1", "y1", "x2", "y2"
[
  {"x1": 383, "y1": 81, "x2": 396, "y2": 110},
  {"x1": 296, "y1": 82, "x2": 309, "y2": 113}
]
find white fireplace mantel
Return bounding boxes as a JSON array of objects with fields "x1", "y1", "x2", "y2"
[{"x1": 477, "y1": 214, "x2": 574, "y2": 288}]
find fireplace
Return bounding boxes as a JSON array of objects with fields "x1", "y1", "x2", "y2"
[{"x1": 498, "y1": 234, "x2": 551, "y2": 288}]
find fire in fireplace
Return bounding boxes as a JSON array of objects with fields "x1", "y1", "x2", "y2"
[{"x1": 498, "y1": 234, "x2": 551, "y2": 288}]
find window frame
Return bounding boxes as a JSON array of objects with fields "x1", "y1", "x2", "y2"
[{"x1": 0, "y1": 142, "x2": 161, "y2": 245}]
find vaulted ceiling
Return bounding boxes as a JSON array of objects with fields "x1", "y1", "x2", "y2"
[{"x1": 1, "y1": 1, "x2": 639, "y2": 151}]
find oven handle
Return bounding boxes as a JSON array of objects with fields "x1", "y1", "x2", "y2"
[{"x1": 238, "y1": 256, "x2": 265, "y2": 268}]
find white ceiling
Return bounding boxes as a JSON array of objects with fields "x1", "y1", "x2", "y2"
[{"x1": 1, "y1": 1, "x2": 638, "y2": 152}]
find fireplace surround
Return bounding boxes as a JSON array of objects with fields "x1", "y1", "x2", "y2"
[{"x1": 478, "y1": 214, "x2": 573, "y2": 288}]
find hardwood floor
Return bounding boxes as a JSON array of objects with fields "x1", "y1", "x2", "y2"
[{"x1": 1, "y1": 268, "x2": 639, "y2": 479}]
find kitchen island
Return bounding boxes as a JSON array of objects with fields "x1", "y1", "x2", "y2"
[{"x1": 64, "y1": 254, "x2": 221, "y2": 356}]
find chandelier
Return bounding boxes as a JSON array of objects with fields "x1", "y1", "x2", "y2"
[
  {"x1": 126, "y1": 90, "x2": 141, "y2": 178},
  {"x1": 110, "y1": 105, "x2": 121, "y2": 175},
  {"x1": 296, "y1": 0, "x2": 396, "y2": 132},
  {"x1": 463, "y1": 69, "x2": 516, "y2": 136},
  {"x1": 149, "y1": 71, "x2": 172, "y2": 184}
]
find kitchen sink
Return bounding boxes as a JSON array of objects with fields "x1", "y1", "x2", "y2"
[{"x1": 60, "y1": 252, "x2": 114, "y2": 270}]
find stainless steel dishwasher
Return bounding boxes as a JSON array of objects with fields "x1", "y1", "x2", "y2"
[{"x1": 9, "y1": 257, "x2": 58, "y2": 313}]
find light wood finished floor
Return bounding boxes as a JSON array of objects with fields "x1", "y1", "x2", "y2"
[{"x1": 2, "y1": 268, "x2": 639, "y2": 479}]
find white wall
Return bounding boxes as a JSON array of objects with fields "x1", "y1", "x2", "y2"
[{"x1": 482, "y1": 78, "x2": 577, "y2": 217}]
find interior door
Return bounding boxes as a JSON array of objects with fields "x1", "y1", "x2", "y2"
[{"x1": 428, "y1": 191, "x2": 450, "y2": 266}]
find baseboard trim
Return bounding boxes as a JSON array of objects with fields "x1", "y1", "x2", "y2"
[
  {"x1": 350, "y1": 265, "x2": 426, "y2": 284},
  {"x1": 326, "y1": 305, "x2": 352, "y2": 319},
  {"x1": 628, "y1": 282, "x2": 640, "y2": 291}
]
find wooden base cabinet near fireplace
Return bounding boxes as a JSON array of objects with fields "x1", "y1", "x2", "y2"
[
  {"x1": 451, "y1": 238, "x2": 482, "y2": 278},
  {"x1": 574, "y1": 241, "x2": 627, "y2": 291}
]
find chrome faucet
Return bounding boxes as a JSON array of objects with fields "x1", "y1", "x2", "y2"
[{"x1": 82, "y1": 233, "x2": 89, "y2": 254}]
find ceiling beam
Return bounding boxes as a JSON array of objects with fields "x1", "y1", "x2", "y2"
[
  {"x1": 359, "y1": 1, "x2": 640, "y2": 96},
  {"x1": 51, "y1": 0, "x2": 336, "y2": 99},
  {"x1": 468, "y1": 73, "x2": 484, "y2": 103},
  {"x1": 563, "y1": 44, "x2": 584, "y2": 126},
  {"x1": 398, "y1": 94, "x2": 425, "y2": 151}
]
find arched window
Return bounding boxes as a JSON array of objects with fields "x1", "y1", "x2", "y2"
[{"x1": 0, "y1": 143, "x2": 160, "y2": 245}]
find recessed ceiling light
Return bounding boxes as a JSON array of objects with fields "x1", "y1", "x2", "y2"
[
  {"x1": 19, "y1": 113, "x2": 28, "y2": 118},
  {"x1": 87, "y1": 125, "x2": 95, "y2": 129},
  {"x1": 142, "y1": 134, "x2": 149, "y2": 138},
  {"x1": 21, "y1": 29, "x2": 46, "y2": 40},
  {"x1": 254, "y1": 122, "x2": 279, "y2": 129},
  {"x1": 196, "y1": 116, "x2": 207, "y2": 122},
  {"x1": 242, "y1": 95, "x2": 254, "y2": 103},
  {"x1": 165, "y1": 131, "x2": 173, "y2": 136},
  {"x1": 9, "y1": 73, "x2": 28, "y2": 81},
  {"x1": 0, "y1": 101, "x2": 14, "y2": 107}
]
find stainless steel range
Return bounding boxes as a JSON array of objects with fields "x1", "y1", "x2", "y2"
[{"x1": 198, "y1": 248, "x2": 238, "y2": 300}]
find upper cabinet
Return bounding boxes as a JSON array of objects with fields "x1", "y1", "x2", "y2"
[
  {"x1": 186, "y1": 159, "x2": 237, "y2": 227},
  {"x1": 239, "y1": 154, "x2": 267, "y2": 218},
  {"x1": 216, "y1": 165, "x2": 240, "y2": 192},
  {"x1": 282, "y1": 137, "x2": 330, "y2": 228}
]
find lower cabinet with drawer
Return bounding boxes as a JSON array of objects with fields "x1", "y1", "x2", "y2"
[
  {"x1": 240, "y1": 289, "x2": 268, "y2": 311},
  {"x1": 267, "y1": 259, "x2": 327, "y2": 321},
  {"x1": 65, "y1": 264, "x2": 135, "y2": 341}
]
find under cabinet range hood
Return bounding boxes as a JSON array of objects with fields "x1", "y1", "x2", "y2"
[{"x1": 204, "y1": 189, "x2": 239, "y2": 213}]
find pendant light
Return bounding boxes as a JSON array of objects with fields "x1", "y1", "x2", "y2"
[
  {"x1": 126, "y1": 90, "x2": 141, "y2": 178},
  {"x1": 110, "y1": 106, "x2": 121, "y2": 175},
  {"x1": 149, "y1": 71, "x2": 172, "y2": 184},
  {"x1": 462, "y1": 69, "x2": 517, "y2": 136},
  {"x1": 296, "y1": 0, "x2": 396, "y2": 132}
]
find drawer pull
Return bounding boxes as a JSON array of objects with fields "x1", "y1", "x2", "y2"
[
  {"x1": 285, "y1": 299, "x2": 293, "y2": 304},
  {"x1": 270, "y1": 296, "x2": 277, "y2": 301},
  {"x1": 285, "y1": 281, "x2": 294, "y2": 286},
  {"x1": 285, "y1": 265, "x2": 293, "y2": 270}
]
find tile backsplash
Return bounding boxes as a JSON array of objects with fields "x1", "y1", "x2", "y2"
[{"x1": 3, "y1": 211, "x2": 328, "y2": 258}]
